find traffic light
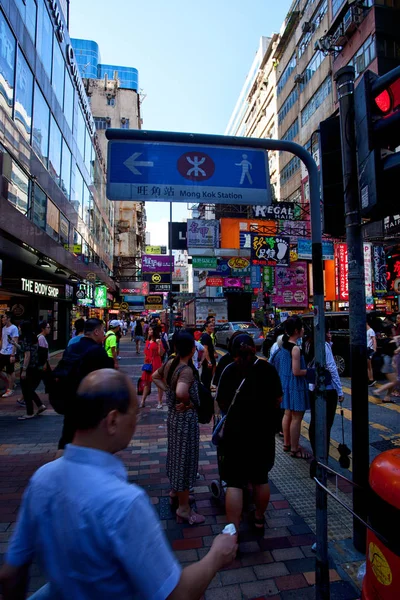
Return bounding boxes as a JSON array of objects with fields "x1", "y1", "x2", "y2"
[
  {"x1": 354, "y1": 65, "x2": 400, "y2": 220},
  {"x1": 320, "y1": 115, "x2": 345, "y2": 237}
]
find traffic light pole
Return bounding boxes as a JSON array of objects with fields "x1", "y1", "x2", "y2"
[{"x1": 335, "y1": 66, "x2": 369, "y2": 553}]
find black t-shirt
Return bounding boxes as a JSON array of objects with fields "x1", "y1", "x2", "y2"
[
  {"x1": 200, "y1": 332, "x2": 216, "y2": 366},
  {"x1": 71, "y1": 337, "x2": 114, "y2": 381},
  {"x1": 135, "y1": 321, "x2": 143, "y2": 336}
]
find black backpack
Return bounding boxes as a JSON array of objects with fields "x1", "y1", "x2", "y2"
[{"x1": 48, "y1": 342, "x2": 88, "y2": 414}]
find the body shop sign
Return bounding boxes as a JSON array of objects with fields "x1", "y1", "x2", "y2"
[
  {"x1": 335, "y1": 244, "x2": 349, "y2": 301},
  {"x1": 21, "y1": 278, "x2": 59, "y2": 298}
]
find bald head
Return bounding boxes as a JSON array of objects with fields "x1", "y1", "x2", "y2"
[{"x1": 73, "y1": 369, "x2": 137, "y2": 432}]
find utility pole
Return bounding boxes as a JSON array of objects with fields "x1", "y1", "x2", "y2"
[
  {"x1": 335, "y1": 66, "x2": 369, "y2": 553},
  {"x1": 169, "y1": 201, "x2": 174, "y2": 333}
]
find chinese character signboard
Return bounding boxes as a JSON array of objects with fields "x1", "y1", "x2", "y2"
[
  {"x1": 251, "y1": 265, "x2": 261, "y2": 288},
  {"x1": 192, "y1": 257, "x2": 217, "y2": 270},
  {"x1": 206, "y1": 276, "x2": 224, "y2": 287},
  {"x1": 263, "y1": 266, "x2": 275, "y2": 290},
  {"x1": 251, "y1": 235, "x2": 290, "y2": 266},
  {"x1": 372, "y1": 246, "x2": 387, "y2": 297},
  {"x1": 145, "y1": 295, "x2": 163, "y2": 309},
  {"x1": 94, "y1": 285, "x2": 107, "y2": 308},
  {"x1": 297, "y1": 239, "x2": 335, "y2": 260},
  {"x1": 364, "y1": 243, "x2": 373, "y2": 300},
  {"x1": 142, "y1": 255, "x2": 174, "y2": 273},
  {"x1": 335, "y1": 243, "x2": 349, "y2": 301},
  {"x1": 145, "y1": 245, "x2": 167, "y2": 255},
  {"x1": 273, "y1": 262, "x2": 308, "y2": 307},
  {"x1": 187, "y1": 219, "x2": 219, "y2": 248}
]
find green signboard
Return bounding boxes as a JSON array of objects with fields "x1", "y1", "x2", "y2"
[
  {"x1": 263, "y1": 266, "x2": 275, "y2": 290},
  {"x1": 192, "y1": 257, "x2": 217, "y2": 269},
  {"x1": 94, "y1": 285, "x2": 107, "y2": 308}
]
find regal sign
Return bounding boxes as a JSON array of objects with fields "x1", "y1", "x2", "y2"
[{"x1": 252, "y1": 202, "x2": 299, "y2": 220}]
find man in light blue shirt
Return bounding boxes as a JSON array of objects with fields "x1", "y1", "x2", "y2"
[
  {"x1": 67, "y1": 318, "x2": 85, "y2": 347},
  {"x1": 0, "y1": 369, "x2": 237, "y2": 600}
]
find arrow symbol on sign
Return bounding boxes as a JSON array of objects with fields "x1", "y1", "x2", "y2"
[{"x1": 124, "y1": 152, "x2": 154, "y2": 175}]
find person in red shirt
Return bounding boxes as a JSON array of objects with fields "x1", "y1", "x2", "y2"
[{"x1": 140, "y1": 326, "x2": 164, "y2": 409}]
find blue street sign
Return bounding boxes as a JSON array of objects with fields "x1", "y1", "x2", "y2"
[{"x1": 107, "y1": 141, "x2": 271, "y2": 204}]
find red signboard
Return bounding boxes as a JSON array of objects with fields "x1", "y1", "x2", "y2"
[
  {"x1": 335, "y1": 243, "x2": 349, "y2": 300},
  {"x1": 206, "y1": 276, "x2": 224, "y2": 287}
]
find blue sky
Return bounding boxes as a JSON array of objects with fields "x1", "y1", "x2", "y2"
[{"x1": 70, "y1": 0, "x2": 293, "y2": 245}]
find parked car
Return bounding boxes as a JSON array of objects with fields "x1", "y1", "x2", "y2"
[
  {"x1": 262, "y1": 311, "x2": 391, "y2": 377},
  {"x1": 215, "y1": 321, "x2": 264, "y2": 350}
]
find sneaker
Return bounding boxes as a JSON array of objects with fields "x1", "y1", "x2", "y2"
[
  {"x1": 368, "y1": 380, "x2": 376, "y2": 387},
  {"x1": 17, "y1": 398, "x2": 26, "y2": 407},
  {"x1": 18, "y1": 414, "x2": 36, "y2": 420},
  {"x1": 37, "y1": 405, "x2": 47, "y2": 415},
  {"x1": 2, "y1": 389, "x2": 14, "y2": 398}
]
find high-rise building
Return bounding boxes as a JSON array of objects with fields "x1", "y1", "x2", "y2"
[
  {"x1": 72, "y1": 38, "x2": 146, "y2": 283},
  {"x1": 0, "y1": 0, "x2": 115, "y2": 349}
]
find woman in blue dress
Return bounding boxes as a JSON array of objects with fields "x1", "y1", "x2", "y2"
[{"x1": 270, "y1": 316, "x2": 311, "y2": 459}]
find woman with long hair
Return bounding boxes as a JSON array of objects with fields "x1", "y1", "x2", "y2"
[
  {"x1": 140, "y1": 326, "x2": 164, "y2": 408},
  {"x1": 17, "y1": 321, "x2": 47, "y2": 420},
  {"x1": 270, "y1": 316, "x2": 311, "y2": 459},
  {"x1": 216, "y1": 334, "x2": 282, "y2": 531},
  {"x1": 152, "y1": 333, "x2": 205, "y2": 525}
]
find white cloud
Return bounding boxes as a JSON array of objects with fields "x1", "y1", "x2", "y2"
[{"x1": 146, "y1": 217, "x2": 169, "y2": 247}]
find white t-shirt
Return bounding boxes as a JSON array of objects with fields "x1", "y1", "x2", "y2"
[
  {"x1": 367, "y1": 328, "x2": 376, "y2": 350},
  {"x1": 193, "y1": 341, "x2": 205, "y2": 370},
  {"x1": 1, "y1": 324, "x2": 19, "y2": 355}
]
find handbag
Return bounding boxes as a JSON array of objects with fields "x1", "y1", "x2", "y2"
[
  {"x1": 142, "y1": 363, "x2": 152, "y2": 373},
  {"x1": 212, "y1": 359, "x2": 259, "y2": 446}
]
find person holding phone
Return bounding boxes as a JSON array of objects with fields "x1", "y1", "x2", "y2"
[{"x1": 0, "y1": 312, "x2": 19, "y2": 397}]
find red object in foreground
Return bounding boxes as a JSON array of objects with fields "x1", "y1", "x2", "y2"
[{"x1": 362, "y1": 449, "x2": 400, "y2": 600}]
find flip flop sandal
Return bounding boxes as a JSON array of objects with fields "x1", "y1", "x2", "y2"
[
  {"x1": 291, "y1": 448, "x2": 312, "y2": 460},
  {"x1": 382, "y1": 398, "x2": 396, "y2": 404},
  {"x1": 283, "y1": 444, "x2": 291, "y2": 452}
]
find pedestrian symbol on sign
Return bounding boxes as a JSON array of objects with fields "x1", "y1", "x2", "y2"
[{"x1": 236, "y1": 154, "x2": 253, "y2": 185}]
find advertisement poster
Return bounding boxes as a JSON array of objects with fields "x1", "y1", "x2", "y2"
[
  {"x1": 142, "y1": 255, "x2": 174, "y2": 273},
  {"x1": 373, "y1": 246, "x2": 387, "y2": 297},
  {"x1": 206, "y1": 276, "x2": 224, "y2": 287},
  {"x1": 223, "y1": 277, "x2": 243, "y2": 288},
  {"x1": 187, "y1": 219, "x2": 219, "y2": 248},
  {"x1": 251, "y1": 234, "x2": 290, "y2": 266},
  {"x1": 335, "y1": 243, "x2": 349, "y2": 301},
  {"x1": 273, "y1": 262, "x2": 308, "y2": 307},
  {"x1": 364, "y1": 243, "x2": 373, "y2": 300}
]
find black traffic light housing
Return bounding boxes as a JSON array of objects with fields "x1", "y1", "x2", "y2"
[
  {"x1": 354, "y1": 66, "x2": 400, "y2": 220},
  {"x1": 320, "y1": 115, "x2": 345, "y2": 237}
]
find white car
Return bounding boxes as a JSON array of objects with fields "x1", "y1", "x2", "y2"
[{"x1": 215, "y1": 322, "x2": 264, "y2": 349}]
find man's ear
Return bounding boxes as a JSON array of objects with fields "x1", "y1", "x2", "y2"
[{"x1": 104, "y1": 409, "x2": 119, "y2": 435}]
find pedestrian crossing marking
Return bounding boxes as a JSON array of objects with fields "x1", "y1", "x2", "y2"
[{"x1": 341, "y1": 385, "x2": 400, "y2": 414}]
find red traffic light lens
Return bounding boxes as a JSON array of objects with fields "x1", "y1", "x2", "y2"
[{"x1": 375, "y1": 89, "x2": 392, "y2": 114}]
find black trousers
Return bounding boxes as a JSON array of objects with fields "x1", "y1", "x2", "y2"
[
  {"x1": 20, "y1": 369, "x2": 44, "y2": 415},
  {"x1": 201, "y1": 363, "x2": 213, "y2": 391},
  {"x1": 308, "y1": 389, "x2": 338, "y2": 457}
]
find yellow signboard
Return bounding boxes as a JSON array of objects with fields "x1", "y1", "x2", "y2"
[
  {"x1": 145, "y1": 246, "x2": 162, "y2": 254},
  {"x1": 64, "y1": 244, "x2": 82, "y2": 254}
]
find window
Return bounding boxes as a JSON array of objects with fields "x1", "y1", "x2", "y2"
[
  {"x1": 14, "y1": 50, "x2": 34, "y2": 141},
  {"x1": 106, "y1": 97, "x2": 115, "y2": 106},
  {"x1": 73, "y1": 229, "x2": 82, "y2": 251},
  {"x1": 8, "y1": 160, "x2": 29, "y2": 215},
  {"x1": 300, "y1": 51, "x2": 326, "y2": 92},
  {"x1": 84, "y1": 128, "x2": 91, "y2": 173},
  {"x1": 349, "y1": 36, "x2": 376, "y2": 79},
  {"x1": 71, "y1": 166, "x2": 83, "y2": 218},
  {"x1": 277, "y1": 53, "x2": 296, "y2": 96},
  {"x1": 60, "y1": 138, "x2": 71, "y2": 199},
  {"x1": 59, "y1": 212, "x2": 69, "y2": 245},
  {"x1": 32, "y1": 183, "x2": 46, "y2": 230},
  {"x1": 83, "y1": 183, "x2": 91, "y2": 227},
  {"x1": 63, "y1": 73, "x2": 74, "y2": 131},
  {"x1": 36, "y1": 0, "x2": 53, "y2": 79},
  {"x1": 94, "y1": 116, "x2": 110, "y2": 130},
  {"x1": 332, "y1": 0, "x2": 346, "y2": 18},
  {"x1": 46, "y1": 198, "x2": 59, "y2": 241},
  {"x1": 121, "y1": 118, "x2": 130, "y2": 129},
  {"x1": 298, "y1": 0, "x2": 328, "y2": 58},
  {"x1": 0, "y1": 11, "x2": 16, "y2": 116},
  {"x1": 52, "y1": 40, "x2": 65, "y2": 108},
  {"x1": 32, "y1": 83, "x2": 50, "y2": 166},
  {"x1": 278, "y1": 87, "x2": 298, "y2": 125},
  {"x1": 48, "y1": 116, "x2": 62, "y2": 184},
  {"x1": 301, "y1": 76, "x2": 332, "y2": 126},
  {"x1": 15, "y1": 0, "x2": 37, "y2": 43},
  {"x1": 281, "y1": 118, "x2": 299, "y2": 143},
  {"x1": 76, "y1": 108, "x2": 85, "y2": 160},
  {"x1": 280, "y1": 156, "x2": 301, "y2": 185}
]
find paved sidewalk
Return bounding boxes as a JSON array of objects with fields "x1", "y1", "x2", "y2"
[{"x1": 0, "y1": 337, "x2": 361, "y2": 599}]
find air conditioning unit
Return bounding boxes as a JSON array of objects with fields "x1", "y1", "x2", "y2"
[
  {"x1": 302, "y1": 21, "x2": 315, "y2": 34},
  {"x1": 331, "y1": 24, "x2": 346, "y2": 47},
  {"x1": 121, "y1": 117, "x2": 126, "y2": 124},
  {"x1": 294, "y1": 74, "x2": 305, "y2": 84},
  {"x1": 343, "y1": 6, "x2": 363, "y2": 36}
]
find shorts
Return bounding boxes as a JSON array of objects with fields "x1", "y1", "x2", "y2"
[
  {"x1": 0, "y1": 354, "x2": 15, "y2": 375},
  {"x1": 135, "y1": 335, "x2": 144, "y2": 342},
  {"x1": 367, "y1": 348, "x2": 375, "y2": 360}
]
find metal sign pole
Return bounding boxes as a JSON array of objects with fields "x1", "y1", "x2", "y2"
[
  {"x1": 106, "y1": 129, "x2": 329, "y2": 597},
  {"x1": 169, "y1": 201, "x2": 174, "y2": 333}
]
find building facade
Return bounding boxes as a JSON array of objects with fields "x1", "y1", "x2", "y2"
[
  {"x1": 72, "y1": 38, "x2": 146, "y2": 284},
  {"x1": 0, "y1": 0, "x2": 115, "y2": 349}
]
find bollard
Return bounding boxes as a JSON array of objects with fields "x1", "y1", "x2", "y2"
[{"x1": 362, "y1": 449, "x2": 400, "y2": 600}]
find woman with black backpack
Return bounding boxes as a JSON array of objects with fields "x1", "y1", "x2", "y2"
[{"x1": 16, "y1": 321, "x2": 47, "y2": 420}]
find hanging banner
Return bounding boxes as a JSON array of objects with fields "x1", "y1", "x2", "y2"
[
  {"x1": 297, "y1": 239, "x2": 335, "y2": 260},
  {"x1": 263, "y1": 266, "x2": 275, "y2": 290},
  {"x1": 372, "y1": 246, "x2": 387, "y2": 297},
  {"x1": 223, "y1": 277, "x2": 243, "y2": 288},
  {"x1": 142, "y1": 255, "x2": 174, "y2": 273},
  {"x1": 251, "y1": 265, "x2": 261, "y2": 288},
  {"x1": 206, "y1": 276, "x2": 224, "y2": 287},
  {"x1": 192, "y1": 257, "x2": 217, "y2": 270},
  {"x1": 335, "y1": 243, "x2": 349, "y2": 301},
  {"x1": 273, "y1": 262, "x2": 308, "y2": 307},
  {"x1": 364, "y1": 243, "x2": 373, "y2": 300},
  {"x1": 187, "y1": 219, "x2": 219, "y2": 248},
  {"x1": 251, "y1": 235, "x2": 290, "y2": 266},
  {"x1": 145, "y1": 245, "x2": 167, "y2": 255}
]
